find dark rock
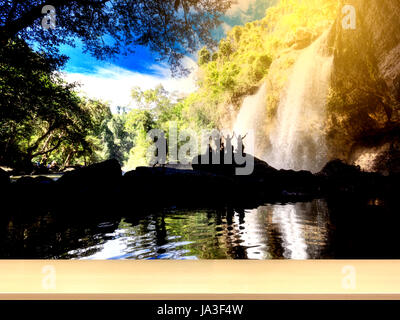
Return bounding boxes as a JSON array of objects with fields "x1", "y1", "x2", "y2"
[
  {"x1": 318, "y1": 159, "x2": 362, "y2": 177},
  {"x1": 57, "y1": 159, "x2": 122, "y2": 192},
  {"x1": 0, "y1": 168, "x2": 10, "y2": 187},
  {"x1": 14, "y1": 176, "x2": 35, "y2": 185},
  {"x1": 330, "y1": 0, "x2": 400, "y2": 98},
  {"x1": 31, "y1": 164, "x2": 50, "y2": 175},
  {"x1": 316, "y1": 159, "x2": 389, "y2": 195},
  {"x1": 126, "y1": 166, "x2": 194, "y2": 177},
  {"x1": 192, "y1": 152, "x2": 277, "y2": 177},
  {"x1": 249, "y1": 155, "x2": 278, "y2": 177},
  {"x1": 275, "y1": 169, "x2": 320, "y2": 193},
  {"x1": 327, "y1": 0, "x2": 400, "y2": 167},
  {"x1": 191, "y1": 153, "x2": 323, "y2": 199},
  {"x1": 394, "y1": 74, "x2": 400, "y2": 101},
  {"x1": 372, "y1": 143, "x2": 400, "y2": 175},
  {"x1": 15, "y1": 176, "x2": 54, "y2": 185},
  {"x1": 10, "y1": 176, "x2": 57, "y2": 207},
  {"x1": 123, "y1": 166, "x2": 236, "y2": 206}
]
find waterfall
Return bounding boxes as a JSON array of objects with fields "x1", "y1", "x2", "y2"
[
  {"x1": 265, "y1": 32, "x2": 333, "y2": 172},
  {"x1": 232, "y1": 82, "x2": 268, "y2": 157},
  {"x1": 231, "y1": 32, "x2": 333, "y2": 172}
]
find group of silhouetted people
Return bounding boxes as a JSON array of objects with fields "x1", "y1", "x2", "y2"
[
  {"x1": 207, "y1": 131, "x2": 247, "y2": 165},
  {"x1": 151, "y1": 130, "x2": 248, "y2": 167}
]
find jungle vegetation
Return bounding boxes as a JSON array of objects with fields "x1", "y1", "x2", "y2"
[{"x1": 2, "y1": 0, "x2": 398, "y2": 171}]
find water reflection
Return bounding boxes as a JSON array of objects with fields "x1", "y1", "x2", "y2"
[
  {"x1": 269, "y1": 201, "x2": 330, "y2": 259},
  {"x1": 63, "y1": 199, "x2": 333, "y2": 260},
  {"x1": 2, "y1": 195, "x2": 399, "y2": 259},
  {"x1": 271, "y1": 205, "x2": 307, "y2": 259}
]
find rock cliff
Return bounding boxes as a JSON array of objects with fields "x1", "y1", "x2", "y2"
[{"x1": 327, "y1": 0, "x2": 400, "y2": 173}]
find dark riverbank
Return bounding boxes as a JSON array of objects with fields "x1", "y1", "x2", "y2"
[
  {"x1": 1, "y1": 157, "x2": 400, "y2": 259},
  {"x1": 2, "y1": 156, "x2": 398, "y2": 208}
]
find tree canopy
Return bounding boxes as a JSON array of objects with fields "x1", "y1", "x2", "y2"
[
  {"x1": 0, "y1": 0, "x2": 232, "y2": 75},
  {"x1": 0, "y1": 39, "x2": 111, "y2": 170}
]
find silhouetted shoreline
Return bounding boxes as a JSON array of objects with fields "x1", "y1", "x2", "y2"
[{"x1": 2, "y1": 156, "x2": 398, "y2": 213}]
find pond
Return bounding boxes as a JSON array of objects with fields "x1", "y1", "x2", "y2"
[{"x1": 1, "y1": 196, "x2": 399, "y2": 259}]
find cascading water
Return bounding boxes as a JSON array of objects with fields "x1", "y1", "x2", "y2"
[
  {"x1": 232, "y1": 31, "x2": 333, "y2": 173},
  {"x1": 265, "y1": 32, "x2": 333, "y2": 172},
  {"x1": 232, "y1": 82, "x2": 268, "y2": 157}
]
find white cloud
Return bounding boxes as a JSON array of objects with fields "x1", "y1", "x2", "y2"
[
  {"x1": 63, "y1": 57, "x2": 198, "y2": 112},
  {"x1": 227, "y1": 0, "x2": 257, "y2": 15},
  {"x1": 221, "y1": 22, "x2": 233, "y2": 34}
]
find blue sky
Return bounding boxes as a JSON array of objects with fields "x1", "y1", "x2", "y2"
[
  {"x1": 60, "y1": 41, "x2": 161, "y2": 76},
  {"x1": 61, "y1": 0, "x2": 275, "y2": 111}
]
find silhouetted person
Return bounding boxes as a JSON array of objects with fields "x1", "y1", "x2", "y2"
[
  {"x1": 224, "y1": 133, "x2": 234, "y2": 155},
  {"x1": 213, "y1": 132, "x2": 221, "y2": 161},
  {"x1": 213, "y1": 133, "x2": 220, "y2": 149},
  {"x1": 220, "y1": 141, "x2": 225, "y2": 164},
  {"x1": 236, "y1": 133, "x2": 247, "y2": 155},
  {"x1": 208, "y1": 142, "x2": 213, "y2": 164}
]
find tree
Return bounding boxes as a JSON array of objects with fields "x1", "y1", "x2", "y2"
[
  {"x1": 198, "y1": 46, "x2": 211, "y2": 65},
  {"x1": 218, "y1": 39, "x2": 233, "y2": 58},
  {"x1": 131, "y1": 84, "x2": 179, "y2": 121},
  {"x1": 0, "y1": 0, "x2": 233, "y2": 75},
  {"x1": 100, "y1": 113, "x2": 133, "y2": 164},
  {"x1": 0, "y1": 40, "x2": 111, "y2": 169},
  {"x1": 124, "y1": 108, "x2": 156, "y2": 169}
]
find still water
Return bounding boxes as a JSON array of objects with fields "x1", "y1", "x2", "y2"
[
  {"x1": 65, "y1": 200, "x2": 332, "y2": 260},
  {"x1": 1, "y1": 197, "x2": 398, "y2": 259}
]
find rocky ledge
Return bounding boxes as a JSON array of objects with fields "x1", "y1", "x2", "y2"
[{"x1": 2, "y1": 156, "x2": 398, "y2": 210}]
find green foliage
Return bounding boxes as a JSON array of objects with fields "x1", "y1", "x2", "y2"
[
  {"x1": 185, "y1": 0, "x2": 338, "y2": 130},
  {"x1": 124, "y1": 85, "x2": 182, "y2": 169},
  {"x1": 100, "y1": 113, "x2": 133, "y2": 165},
  {"x1": 121, "y1": 83, "x2": 222, "y2": 169},
  {"x1": 0, "y1": 40, "x2": 111, "y2": 170},
  {"x1": 0, "y1": 0, "x2": 347, "y2": 171},
  {"x1": 0, "y1": 0, "x2": 234, "y2": 75},
  {"x1": 261, "y1": 0, "x2": 338, "y2": 53},
  {"x1": 198, "y1": 47, "x2": 211, "y2": 65},
  {"x1": 126, "y1": 109, "x2": 156, "y2": 135},
  {"x1": 218, "y1": 39, "x2": 233, "y2": 57}
]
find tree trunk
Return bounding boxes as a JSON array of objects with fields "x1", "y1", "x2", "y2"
[{"x1": 63, "y1": 151, "x2": 74, "y2": 167}]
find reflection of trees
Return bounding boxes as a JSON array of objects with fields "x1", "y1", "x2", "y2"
[
  {"x1": 301, "y1": 200, "x2": 332, "y2": 258},
  {"x1": 109, "y1": 210, "x2": 233, "y2": 259},
  {"x1": 0, "y1": 209, "x2": 121, "y2": 259},
  {"x1": 155, "y1": 214, "x2": 167, "y2": 248},
  {"x1": 214, "y1": 207, "x2": 248, "y2": 259},
  {"x1": 162, "y1": 210, "x2": 230, "y2": 259},
  {"x1": 0, "y1": 199, "x2": 334, "y2": 259},
  {"x1": 262, "y1": 206, "x2": 286, "y2": 259}
]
